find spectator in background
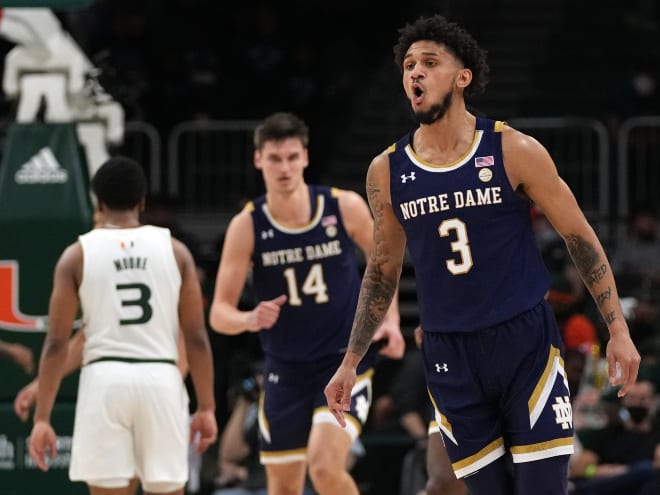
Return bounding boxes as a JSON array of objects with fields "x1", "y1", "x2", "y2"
[
  {"x1": 570, "y1": 380, "x2": 660, "y2": 495},
  {"x1": 611, "y1": 202, "x2": 660, "y2": 289},
  {"x1": 625, "y1": 290, "x2": 660, "y2": 360},
  {"x1": 624, "y1": 291, "x2": 660, "y2": 397},
  {"x1": 546, "y1": 270, "x2": 599, "y2": 352},
  {"x1": 0, "y1": 340, "x2": 34, "y2": 375}
]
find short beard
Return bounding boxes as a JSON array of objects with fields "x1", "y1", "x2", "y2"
[{"x1": 412, "y1": 90, "x2": 453, "y2": 125}]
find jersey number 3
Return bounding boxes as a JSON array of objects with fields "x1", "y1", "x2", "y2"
[
  {"x1": 439, "y1": 218, "x2": 473, "y2": 275},
  {"x1": 117, "y1": 283, "x2": 153, "y2": 324}
]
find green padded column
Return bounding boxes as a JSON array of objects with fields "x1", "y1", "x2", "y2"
[{"x1": 0, "y1": 122, "x2": 92, "y2": 399}]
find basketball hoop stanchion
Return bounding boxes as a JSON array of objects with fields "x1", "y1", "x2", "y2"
[{"x1": 0, "y1": 5, "x2": 121, "y2": 493}]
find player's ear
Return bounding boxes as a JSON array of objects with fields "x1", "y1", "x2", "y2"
[
  {"x1": 456, "y1": 68, "x2": 472, "y2": 89},
  {"x1": 254, "y1": 149, "x2": 263, "y2": 170}
]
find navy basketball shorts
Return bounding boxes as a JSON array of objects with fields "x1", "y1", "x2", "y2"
[
  {"x1": 421, "y1": 300, "x2": 574, "y2": 479},
  {"x1": 258, "y1": 353, "x2": 374, "y2": 465}
]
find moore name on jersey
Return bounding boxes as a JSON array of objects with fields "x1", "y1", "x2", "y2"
[{"x1": 113, "y1": 256, "x2": 148, "y2": 271}]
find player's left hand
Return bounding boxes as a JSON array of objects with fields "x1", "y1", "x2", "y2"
[
  {"x1": 606, "y1": 328, "x2": 641, "y2": 397},
  {"x1": 372, "y1": 321, "x2": 405, "y2": 359},
  {"x1": 190, "y1": 409, "x2": 218, "y2": 454},
  {"x1": 28, "y1": 420, "x2": 57, "y2": 471}
]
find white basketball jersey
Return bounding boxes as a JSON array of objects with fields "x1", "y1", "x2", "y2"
[{"x1": 78, "y1": 225, "x2": 182, "y2": 364}]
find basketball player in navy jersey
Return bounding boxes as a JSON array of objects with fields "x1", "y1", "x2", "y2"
[
  {"x1": 325, "y1": 14, "x2": 640, "y2": 495},
  {"x1": 29, "y1": 157, "x2": 217, "y2": 495},
  {"x1": 209, "y1": 112, "x2": 404, "y2": 495}
]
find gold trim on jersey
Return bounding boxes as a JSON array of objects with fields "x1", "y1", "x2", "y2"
[
  {"x1": 261, "y1": 194, "x2": 325, "y2": 234},
  {"x1": 494, "y1": 120, "x2": 505, "y2": 132},
  {"x1": 404, "y1": 130, "x2": 484, "y2": 172}
]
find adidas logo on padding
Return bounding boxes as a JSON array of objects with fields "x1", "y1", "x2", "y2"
[{"x1": 15, "y1": 147, "x2": 68, "y2": 184}]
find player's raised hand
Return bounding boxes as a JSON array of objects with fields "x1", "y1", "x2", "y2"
[{"x1": 246, "y1": 295, "x2": 287, "y2": 331}]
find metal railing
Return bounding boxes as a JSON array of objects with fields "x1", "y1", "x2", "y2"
[
  {"x1": 3, "y1": 117, "x2": 659, "y2": 225},
  {"x1": 167, "y1": 120, "x2": 260, "y2": 211},
  {"x1": 122, "y1": 121, "x2": 162, "y2": 195},
  {"x1": 617, "y1": 116, "x2": 660, "y2": 220}
]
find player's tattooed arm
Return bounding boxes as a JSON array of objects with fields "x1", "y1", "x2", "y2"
[
  {"x1": 349, "y1": 263, "x2": 397, "y2": 356},
  {"x1": 565, "y1": 233, "x2": 617, "y2": 323},
  {"x1": 565, "y1": 234, "x2": 606, "y2": 285},
  {"x1": 348, "y1": 166, "x2": 400, "y2": 356}
]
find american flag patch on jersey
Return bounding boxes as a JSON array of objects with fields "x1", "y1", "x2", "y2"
[
  {"x1": 322, "y1": 215, "x2": 337, "y2": 227},
  {"x1": 475, "y1": 155, "x2": 494, "y2": 167}
]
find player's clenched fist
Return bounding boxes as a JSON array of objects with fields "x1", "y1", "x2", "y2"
[{"x1": 246, "y1": 294, "x2": 287, "y2": 331}]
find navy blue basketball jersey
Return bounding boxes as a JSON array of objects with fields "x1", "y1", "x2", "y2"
[
  {"x1": 389, "y1": 117, "x2": 549, "y2": 333},
  {"x1": 249, "y1": 185, "x2": 362, "y2": 362}
]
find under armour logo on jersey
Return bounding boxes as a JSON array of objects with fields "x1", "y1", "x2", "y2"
[
  {"x1": 401, "y1": 172, "x2": 416, "y2": 183},
  {"x1": 435, "y1": 363, "x2": 448, "y2": 373},
  {"x1": 552, "y1": 396, "x2": 573, "y2": 430},
  {"x1": 261, "y1": 229, "x2": 274, "y2": 240},
  {"x1": 267, "y1": 372, "x2": 279, "y2": 384}
]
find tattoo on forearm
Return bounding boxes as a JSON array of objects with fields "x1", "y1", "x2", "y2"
[
  {"x1": 565, "y1": 234, "x2": 607, "y2": 288},
  {"x1": 349, "y1": 262, "x2": 397, "y2": 356},
  {"x1": 586, "y1": 264, "x2": 607, "y2": 286},
  {"x1": 366, "y1": 179, "x2": 385, "y2": 257},
  {"x1": 348, "y1": 177, "x2": 396, "y2": 355},
  {"x1": 605, "y1": 311, "x2": 616, "y2": 324},
  {"x1": 596, "y1": 287, "x2": 612, "y2": 307}
]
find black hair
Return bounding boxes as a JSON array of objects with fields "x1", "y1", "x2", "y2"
[
  {"x1": 253, "y1": 112, "x2": 309, "y2": 150},
  {"x1": 91, "y1": 155, "x2": 147, "y2": 210},
  {"x1": 393, "y1": 14, "x2": 489, "y2": 98}
]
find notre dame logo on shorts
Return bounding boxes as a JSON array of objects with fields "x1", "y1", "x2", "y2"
[{"x1": 551, "y1": 396, "x2": 573, "y2": 430}]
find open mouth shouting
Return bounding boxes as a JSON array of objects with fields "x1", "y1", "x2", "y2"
[{"x1": 412, "y1": 83, "x2": 424, "y2": 105}]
